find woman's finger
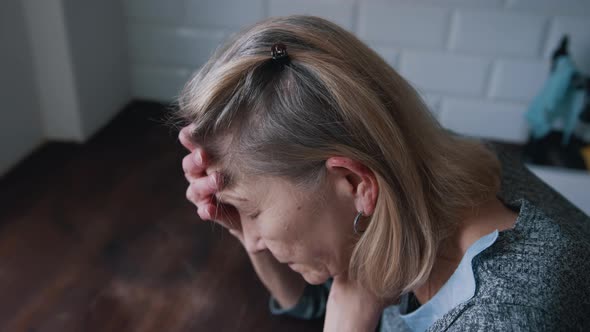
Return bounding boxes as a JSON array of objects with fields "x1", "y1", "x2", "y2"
[
  {"x1": 194, "y1": 198, "x2": 231, "y2": 227},
  {"x1": 197, "y1": 202, "x2": 215, "y2": 221},
  {"x1": 191, "y1": 148, "x2": 207, "y2": 172},
  {"x1": 186, "y1": 173, "x2": 219, "y2": 201},
  {"x1": 190, "y1": 193, "x2": 242, "y2": 233},
  {"x1": 187, "y1": 190, "x2": 214, "y2": 221},
  {"x1": 182, "y1": 154, "x2": 197, "y2": 175},
  {"x1": 182, "y1": 149, "x2": 208, "y2": 178},
  {"x1": 178, "y1": 124, "x2": 197, "y2": 151}
]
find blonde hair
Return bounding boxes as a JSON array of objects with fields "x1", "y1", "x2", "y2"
[{"x1": 176, "y1": 15, "x2": 501, "y2": 299}]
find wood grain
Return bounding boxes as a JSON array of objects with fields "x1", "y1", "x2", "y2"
[{"x1": 0, "y1": 101, "x2": 323, "y2": 332}]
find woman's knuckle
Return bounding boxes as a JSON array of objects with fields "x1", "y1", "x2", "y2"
[
  {"x1": 182, "y1": 154, "x2": 193, "y2": 173},
  {"x1": 184, "y1": 172, "x2": 193, "y2": 183},
  {"x1": 190, "y1": 185, "x2": 205, "y2": 201},
  {"x1": 198, "y1": 206, "x2": 210, "y2": 220}
]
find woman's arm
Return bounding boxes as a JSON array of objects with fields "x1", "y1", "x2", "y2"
[
  {"x1": 323, "y1": 276, "x2": 386, "y2": 332},
  {"x1": 247, "y1": 250, "x2": 307, "y2": 308},
  {"x1": 228, "y1": 229, "x2": 307, "y2": 309}
]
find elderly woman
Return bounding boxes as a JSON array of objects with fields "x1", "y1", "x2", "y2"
[{"x1": 178, "y1": 15, "x2": 590, "y2": 331}]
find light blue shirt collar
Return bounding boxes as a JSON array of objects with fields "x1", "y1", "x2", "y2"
[{"x1": 399, "y1": 229, "x2": 500, "y2": 332}]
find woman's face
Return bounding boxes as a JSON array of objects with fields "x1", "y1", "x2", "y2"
[{"x1": 215, "y1": 170, "x2": 360, "y2": 285}]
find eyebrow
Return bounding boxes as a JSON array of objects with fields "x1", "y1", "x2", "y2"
[
  {"x1": 220, "y1": 170, "x2": 234, "y2": 186},
  {"x1": 212, "y1": 165, "x2": 245, "y2": 203},
  {"x1": 223, "y1": 194, "x2": 248, "y2": 202}
]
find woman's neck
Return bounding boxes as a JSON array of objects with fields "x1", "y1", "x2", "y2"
[{"x1": 413, "y1": 196, "x2": 518, "y2": 305}]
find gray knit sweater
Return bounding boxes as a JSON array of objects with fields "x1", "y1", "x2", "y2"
[
  {"x1": 380, "y1": 141, "x2": 590, "y2": 331},
  {"x1": 271, "y1": 141, "x2": 590, "y2": 331}
]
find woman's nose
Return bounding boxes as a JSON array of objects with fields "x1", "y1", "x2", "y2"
[{"x1": 242, "y1": 221, "x2": 267, "y2": 253}]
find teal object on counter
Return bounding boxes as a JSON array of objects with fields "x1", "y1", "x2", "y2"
[{"x1": 525, "y1": 56, "x2": 585, "y2": 145}]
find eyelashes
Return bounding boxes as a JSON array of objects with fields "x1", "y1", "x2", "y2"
[
  {"x1": 214, "y1": 196, "x2": 260, "y2": 221},
  {"x1": 246, "y1": 211, "x2": 260, "y2": 220}
]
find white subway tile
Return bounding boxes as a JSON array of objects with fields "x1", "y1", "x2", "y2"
[
  {"x1": 131, "y1": 65, "x2": 191, "y2": 102},
  {"x1": 358, "y1": 2, "x2": 450, "y2": 48},
  {"x1": 439, "y1": 98, "x2": 529, "y2": 142},
  {"x1": 421, "y1": 93, "x2": 442, "y2": 116},
  {"x1": 185, "y1": 0, "x2": 265, "y2": 28},
  {"x1": 123, "y1": 0, "x2": 185, "y2": 22},
  {"x1": 269, "y1": 0, "x2": 356, "y2": 31},
  {"x1": 450, "y1": 10, "x2": 546, "y2": 57},
  {"x1": 507, "y1": 0, "x2": 590, "y2": 17},
  {"x1": 391, "y1": 0, "x2": 505, "y2": 8},
  {"x1": 128, "y1": 24, "x2": 225, "y2": 67},
  {"x1": 371, "y1": 46, "x2": 400, "y2": 69},
  {"x1": 489, "y1": 60, "x2": 549, "y2": 102},
  {"x1": 399, "y1": 51, "x2": 490, "y2": 96},
  {"x1": 545, "y1": 17, "x2": 590, "y2": 74}
]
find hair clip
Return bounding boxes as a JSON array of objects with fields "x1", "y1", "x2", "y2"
[{"x1": 271, "y1": 43, "x2": 289, "y2": 63}]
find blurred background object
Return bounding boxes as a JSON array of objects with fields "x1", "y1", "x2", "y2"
[
  {"x1": 0, "y1": 1, "x2": 589, "y2": 331},
  {"x1": 523, "y1": 35, "x2": 589, "y2": 169}
]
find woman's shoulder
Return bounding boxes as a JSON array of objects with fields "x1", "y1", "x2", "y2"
[
  {"x1": 425, "y1": 199, "x2": 590, "y2": 330},
  {"x1": 440, "y1": 302, "x2": 572, "y2": 331},
  {"x1": 447, "y1": 138, "x2": 590, "y2": 330},
  {"x1": 484, "y1": 140, "x2": 590, "y2": 231},
  {"x1": 467, "y1": 196, "x2": 590, "y2": 330}
]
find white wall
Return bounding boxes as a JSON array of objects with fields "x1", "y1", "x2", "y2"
[
  {"x1": 22, "y1": 0, "x2": 84, "y2": 141},
  {"x1": 62, "y1": 0, "x2": 131, "y2": 139},
  {"x1": 22, "y1": 0, "x2": 131, "y2": 143},
  {"x1": 0, "y1": 0, "x2": 45, "y2": 175},
  {"x1": 124, "y1": 0, "x2": 590, "y2": 144},
  {"x1": 1, "y1": 0, "x2": 130, "y2": 177}
]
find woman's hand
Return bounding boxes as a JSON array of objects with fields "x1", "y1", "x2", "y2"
[
  {"x1": 324, "y1": 275, "x2": 387, "y2": 332},
  {"x1": 179, "y1": 124, "x2": 245, "y2": 244},
  {"x1": 179, "y1": 124, "x2": 307, "y2": 309}
]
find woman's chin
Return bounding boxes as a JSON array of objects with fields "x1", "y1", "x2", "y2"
[{"x1": 295, "y1": 266, "x2": 330, "y2": 285}]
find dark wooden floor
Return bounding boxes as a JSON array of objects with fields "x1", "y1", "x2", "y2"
[{"x1": 0, "y1": 101, "x2": 323, "y2": 332}]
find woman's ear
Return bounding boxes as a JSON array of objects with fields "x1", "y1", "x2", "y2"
[{"x1": 325, "y1": 156, "x2": 378, "y2": 216}]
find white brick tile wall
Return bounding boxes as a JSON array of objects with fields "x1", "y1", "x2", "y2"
[
  {"x1": 123, "y1": 0, "x2": 185, "y2": 23},
  {"x1": 544, "y1": 17, "x2": 590, "y2": 73},
  {"x1": 370, "y1": 46, "x2": 400, "y2": 69},
  {"x1": 391, "y1": 0, "x2": 505, "y2": 8},
  {"x1": 358, "y1": 2, "x2": 450, "y2": 48},
  {"x1": 489, "y1": 59, "x2": 549, "y2": 102},
  {"x1": 185, "y1": 0, "x2": 265, "y2": 28},
  {"x1": 269, "y1": 0, "x2": 356, "y2": 31},
  {"x1": 124, "y1": 0, "x2": 589, "y2": 143},
  {"x1": 450, "y1": 10, "x2": 547, "y2": 57},
  {"x1": 399, "y1": 51, "x2": 490, "y2": 96},
  {"x1": 507, "y1": 0, "x2": 590, "y2": 17},
  {"x1": 421, "y1": 93, "x2": 443, "y2": 116},
  {"x1": 128, "y1": 24, "x2": 225, "y2": 67},
  {"x1": 439, "y1": 98, "x2": 529, "y2": 142},
  {"x1": 132, "y1": 65, "x2": 191, "y2": 102}
]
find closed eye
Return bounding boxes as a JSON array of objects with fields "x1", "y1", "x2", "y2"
[{"x1": 247, "y1": 211, "x2": 260, "y2": 220}]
